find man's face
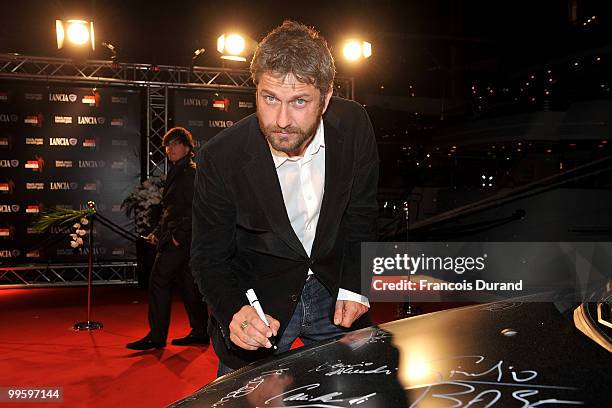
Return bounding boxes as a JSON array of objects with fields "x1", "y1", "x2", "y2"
[
  {"x1": 256, "y1": 72, "x2": 332, "y2": 157},
  {"x1": 165, "y1": 139, "x2": 190, "y2": 163}
]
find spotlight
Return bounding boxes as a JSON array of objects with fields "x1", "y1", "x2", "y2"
[
  {"x1": 225, "y1": 35, "x2": 244, "y2": 55},
  {"x1": 191, "y1": 47, "x2": 206, "y2": 65},
  {"x1": 102, "y1": 42, "x2": 118, "y2": 62},
  {"x1": 68, "y1": 23, "x2": 89, "y2": 45},
  {"x1": 56, "y1": 20, "x2": 95, "y2": 51},
  {"x1": 343, "y1": 42, "x2": 361, "y2": 61},
  {"x1": 342, "y1": 40, "x2": 372, "y2": 62},
  {"x1": 193, "y1": 48, "x2": 206, "y2": 58},
  {"x1": 189, "y1": 48, "x2": 206, "y2": 80},
  {"x1": 217, "y1": 33, "x2": 254, "y2": 62}
]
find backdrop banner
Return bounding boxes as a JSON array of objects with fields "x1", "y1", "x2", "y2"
[
  {"x1": 172, "y1": 88, "x2": 256, "y2": 152},
  {"x1": 0, "y1": 84, "x2": 141, "y2": 265}
]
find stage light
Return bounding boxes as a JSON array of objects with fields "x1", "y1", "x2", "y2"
[
  {"x1": 189, "y1": 48, "x2": 206, "y2": 80},
  {"x1": 217, "y1": 33, "x2": 253, "y2": 62},
  {"x1": 343, "y1": 42, "x2": 361, "y2": 61},
  {"x1": 342, "y1": 40, "x2": 372, "y2": 62},
  {"x1": 362, "y1": 42, "x2": 372, "y2": 58},
  {"x1": 190, "y1": 47, "x2": 206, "y2": 68},
  {"x1": 102, "y1": 42, "x2": 118, "y2": 62},
  {"x1": 226, "y1": 35, "x2": 245, "y2": 55},
  {"x1": 193, "y1": 48, "x2": 206, "y2": 58},
  {"x1": 56, "y1": 20, "x2": 95, "y2": 51},
  {"x1": 68, "y1": 23, "x2": 89, "y2": 45}
]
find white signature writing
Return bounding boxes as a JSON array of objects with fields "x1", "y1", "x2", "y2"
[
  {"x1": 308, "y1": 361, "x2": 393, "y2": 376},
  {"x1": 263, "y1": 383, "x2": 377, "y2": 407},
  {"x1": 210, "y1": 369, "x2": 289, "y2": 407},
  {"x1": 409, "y1": 356, "x2": 584, "y2": 407}
]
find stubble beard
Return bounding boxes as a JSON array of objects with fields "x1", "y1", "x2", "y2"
[{"x1": 258, "y1": 109, "x2": 323, "y2": 155}]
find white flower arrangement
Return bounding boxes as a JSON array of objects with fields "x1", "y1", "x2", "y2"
[
  {"x1": 69, "y1": 218, "x2": 90, "y2": 248},
  {"x1": 121, "y1": 176, "x2": 165, "y2": 234},
  {"x1": 33, "y1": 207, "x2": 95, "y2": 251}
]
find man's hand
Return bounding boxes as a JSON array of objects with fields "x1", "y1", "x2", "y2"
[
  {"x1": 172, "y1": 237, "x2": 180, "y2": 247},
  {"x1": 229, "y1": 305, "x2": 280, "y2": 351},
  {"x1": 333, "y1": 300, "x2": 369, "y2": 328},
  {"x1": 144, "y1": 233, "x2": 158, "y2": 245}
]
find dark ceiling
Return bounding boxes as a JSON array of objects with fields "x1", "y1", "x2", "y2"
[{"x1": 1, "y1": 0, "x2": 611, "y2": 96}]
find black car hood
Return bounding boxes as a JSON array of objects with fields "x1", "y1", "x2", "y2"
[{"x1": 170, "y1": 299, "x2": 611, "y2": 407}]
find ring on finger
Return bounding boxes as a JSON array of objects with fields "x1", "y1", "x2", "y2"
[{"x1": 240, "y1": 320, "x2": 249, "y2": 331}]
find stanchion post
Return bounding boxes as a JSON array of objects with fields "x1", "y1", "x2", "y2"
[{"x1": 74, "y1": 201, "x2": 103, "y2": 331}]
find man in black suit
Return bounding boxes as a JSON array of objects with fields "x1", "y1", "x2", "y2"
[
  {"x1": 127, "y1": 127, "x2": 209, "y2": 350},
  {"x1": 191, "y1": 21, "x2": 378, "y2": 373}
]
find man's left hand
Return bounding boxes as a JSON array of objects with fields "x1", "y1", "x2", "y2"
[{"x1": 333, "y1": 300, "x2": 369, "y2": 328}]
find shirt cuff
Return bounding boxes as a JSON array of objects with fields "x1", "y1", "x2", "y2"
[{"x1": 337, "y1": 288, "x2": 370, "y2": 308}]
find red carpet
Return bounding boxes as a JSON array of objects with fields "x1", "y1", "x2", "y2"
[
  {"x1": 0, "y1": 286, "x2": 219, "y2": 408},
  {"x1": 0, "y1": 285, "x2": 451, "y2": 407}
]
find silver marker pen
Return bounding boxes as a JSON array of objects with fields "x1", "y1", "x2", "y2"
[{"x1": 246, "y1": 288, "x2": 278, "y2": 350}]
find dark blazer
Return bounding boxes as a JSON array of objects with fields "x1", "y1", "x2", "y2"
[
  {"x1": 191, "y1": 97, "x2": 379, "y2": 368},
  {"x1": 154, "y1": 156, "x2": 196, "y2": 251}
]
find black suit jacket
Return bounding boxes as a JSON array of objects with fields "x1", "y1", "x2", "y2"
[
  {"x1": 191, "y1": 97, "x2": 379, "y2": 368},
  {"x1": 154, "y1": 156, "x2": 196, "y2": 252}
]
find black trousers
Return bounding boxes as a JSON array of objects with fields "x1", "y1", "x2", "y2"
[{"x1": 147, "y1": 244, "x2": 208, "y2": 342}]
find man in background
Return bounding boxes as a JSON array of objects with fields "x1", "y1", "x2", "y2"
[{"x1": 127, "y1": 127, "x2": 209, "y2": 350}]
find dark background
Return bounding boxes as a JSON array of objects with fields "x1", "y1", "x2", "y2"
[{"x1": 1, "y1": 0, "x2": 610, "y2": 96}]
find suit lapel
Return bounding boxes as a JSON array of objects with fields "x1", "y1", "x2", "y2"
[
  {"x1": 163, "y1": 161, "x2": 181, "y2": 198},
  {"x1": 311, "y1": 120, "x2": 346, "y2": 258},
  {"x1": 243, "y1": 121, "x2": 308, "y2": 258},
  {"x1": 164, "y1": 157, "x2": 190, "y2": 198}
]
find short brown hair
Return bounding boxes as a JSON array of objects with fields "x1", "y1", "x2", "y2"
[
  {"x1": 162, "y1": 127, "x2": 194, "y2": 152},
  {"x1": 250, "y1": 20, "x2": 335, "y2": 101}
]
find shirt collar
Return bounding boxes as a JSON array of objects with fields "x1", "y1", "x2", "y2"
[{"x1": 271, "y1": 120, "x2": 325, "y2": 168}]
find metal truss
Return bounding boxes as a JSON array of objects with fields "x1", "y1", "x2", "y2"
[
  {"x1": 0, "y1": 262, "x2": 137, "y2": 287},
  {"x1": 0, "y1": 53, "x2": 352, "y2": 94},
  {"x1": 0, "y1": 53, "x2": 353, "y2": 177},
  {"x1": 147, "y1": 85, "x2": 168, "y2": 176},
  {"x1": 0, "y1": 53, "x2": 257, "y2": 88}
]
